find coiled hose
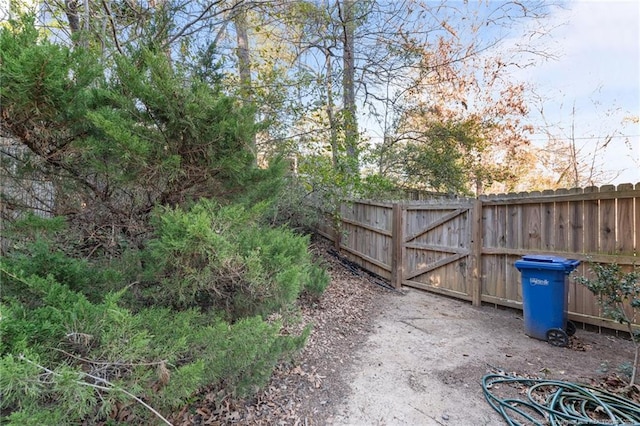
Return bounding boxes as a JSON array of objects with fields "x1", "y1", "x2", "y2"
[{"x1": 482, "y1": 373, "x2": 640, "y2": 425}]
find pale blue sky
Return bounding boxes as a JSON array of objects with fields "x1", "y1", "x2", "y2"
[
  {"x1": 515, "y1": 0, "x2": 640, "y2": 184},
  {"x1": 361, "y1": 1, "x2": 639, "y2": 186}
]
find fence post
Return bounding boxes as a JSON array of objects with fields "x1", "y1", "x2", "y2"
[
  {"x1": 470, "y1": 198, "x2": 483, "y2": 306},
  {"x1": 332, "y1": 220, "x2": 341, "y2": 251},
  {"x1": 391, "y1": 203, "x2": 404, "y2": 289},
  {"x1": 332, "y1": 204, "x2": 342, "y2": 251}
]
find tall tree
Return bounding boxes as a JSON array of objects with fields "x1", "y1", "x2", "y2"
[
  {"x1": 338, "y1": 0, "x2": 358, "y2": 178},
  {"x1": 232, "y1": 1, "x2": 256, "y2": 159}
]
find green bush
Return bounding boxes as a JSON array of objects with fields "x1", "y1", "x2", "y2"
[
  {"x1": 0, "y1": 265, "x2": 309, "y2": 424},
  {"x1": 1, "y1": 214, "x2": 125, "y2": 303},
  {"x1": 259, "y1": 174, "x2": 324, "y2": 232},
  {"x1": 0, "y1": 200, "x2": 328, "y2": 423},
  {"x1": 304, "y1": 262, "x2": 331, "y2": 298},
  {"x1": 140, "y1": 199, "x2": 328, "y2": 319},
  {"x1": 1, "y1": 15, "x2": 329, "y2": 425},
  {"x1": 574, "y1": 262, "x2": 640, "y2": 386}
]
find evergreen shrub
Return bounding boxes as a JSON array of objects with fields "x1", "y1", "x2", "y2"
[
  {"x1": 0, "y1": 16, "x2": 329, "y2": 424},
  {"x1": 1, "y1": 214, "x2": 123, "y2": 303},
  {"x1": 140, "y1": 199, "x2": 329, "y2": 319},
  {"x1": 0, "y1": 203, "x2": 328, "y2": 424},
  {"x1": 0, "y1": 265, "x2": 309, "y2": 424}
]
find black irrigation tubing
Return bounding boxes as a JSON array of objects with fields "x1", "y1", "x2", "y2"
[
  {"x1": 482, "y1": 373, "x2": 640, "y2": 426},
  {"x1": 327, "y1": 248, "x2": 399, "y2": 292}
]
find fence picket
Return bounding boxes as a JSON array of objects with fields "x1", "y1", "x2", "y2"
[
  {"x1": 616, "y1": 183, "x2": 635, "y2": 253},
  {"x1": 599, "y1": 185, "x2": 616, "y2": 254},
  {"x1": 636, "y1": 183, "x2": 640, "y2": 256},
  {"x1": 542, "y1": 195, "x2": 554, "y2": 251}
]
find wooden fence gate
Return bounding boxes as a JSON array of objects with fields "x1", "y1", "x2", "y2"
[
  {"x1": 399, "y1": 201, "x2": 477, "y2": 302},
  {"x1": 320, "y1": 199, "x2": 482, "y2": 304}
]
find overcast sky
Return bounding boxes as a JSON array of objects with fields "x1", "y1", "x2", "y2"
[{"x1": 520, "y1": 0, "x2": 640, "y2": 185}]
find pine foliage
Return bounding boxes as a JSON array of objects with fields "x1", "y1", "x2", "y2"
[
  {"x1": 1, "y1": 16, "x2": 260, "y2": 247},
  {"x1": 0, "y1": 16, "x2": 328, "y2": 424},
  {"x1": 0, "y1": 259, "x2": 309, "y2": 424},
  {"x1": 140, "y1": 199, "x2": 329, "y2": 319}
]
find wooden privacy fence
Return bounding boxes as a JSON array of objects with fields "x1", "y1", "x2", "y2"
[{"x1": 316, "y1": 183, "x2": 640, "y2": 332}]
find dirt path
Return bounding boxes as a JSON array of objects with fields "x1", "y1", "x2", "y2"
[{"x1": 324, "y1": 288, "x2": 636, "y2": 426}]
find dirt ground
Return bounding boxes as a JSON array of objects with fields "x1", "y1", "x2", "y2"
[
  {"x1": 177, "y1": 239, "x2": 639, "y2": 425},
  {"x1": 326, "y1": 288, "x2": 637, "y2": 425}
]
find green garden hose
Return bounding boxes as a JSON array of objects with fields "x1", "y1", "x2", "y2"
[{"x1": 481, "y1": 372, "x2": 640, "y2": 425}]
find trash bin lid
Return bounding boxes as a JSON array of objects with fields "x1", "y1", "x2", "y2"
[
  {"x1": 515, "y1": 255, "x2": 580, "y2": 271},
  {"x1": 522, "y1": 255, "x2": 568, "y2": 263}
]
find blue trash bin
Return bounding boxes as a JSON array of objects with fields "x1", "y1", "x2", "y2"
[{"x1": 514, "y1": 255, "x2": 580, "y2": 347}]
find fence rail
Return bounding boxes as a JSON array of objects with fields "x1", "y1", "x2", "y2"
[{"x1": 317, "y1": 183, "x2": 640, "y2": 332}]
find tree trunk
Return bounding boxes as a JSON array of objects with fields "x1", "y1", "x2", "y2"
[
  {"x1": 325, "y1": 48, "x2": 339, "y2": 169},
  {"x1": 475, "y1": 178, "x2": 484, "y2": 197},
  {"x1": 340, "y1": 0, "x2": 358, "y2": 177},
  {"x1": 65, "y1": 0, "x2": 81, "y2": 37},
  {"x1": 65, "y1": 0, "x2": 90, "y2": 48},
  {"x1": 233, "y1": 4, "x2": 257, "y2": 163}
]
